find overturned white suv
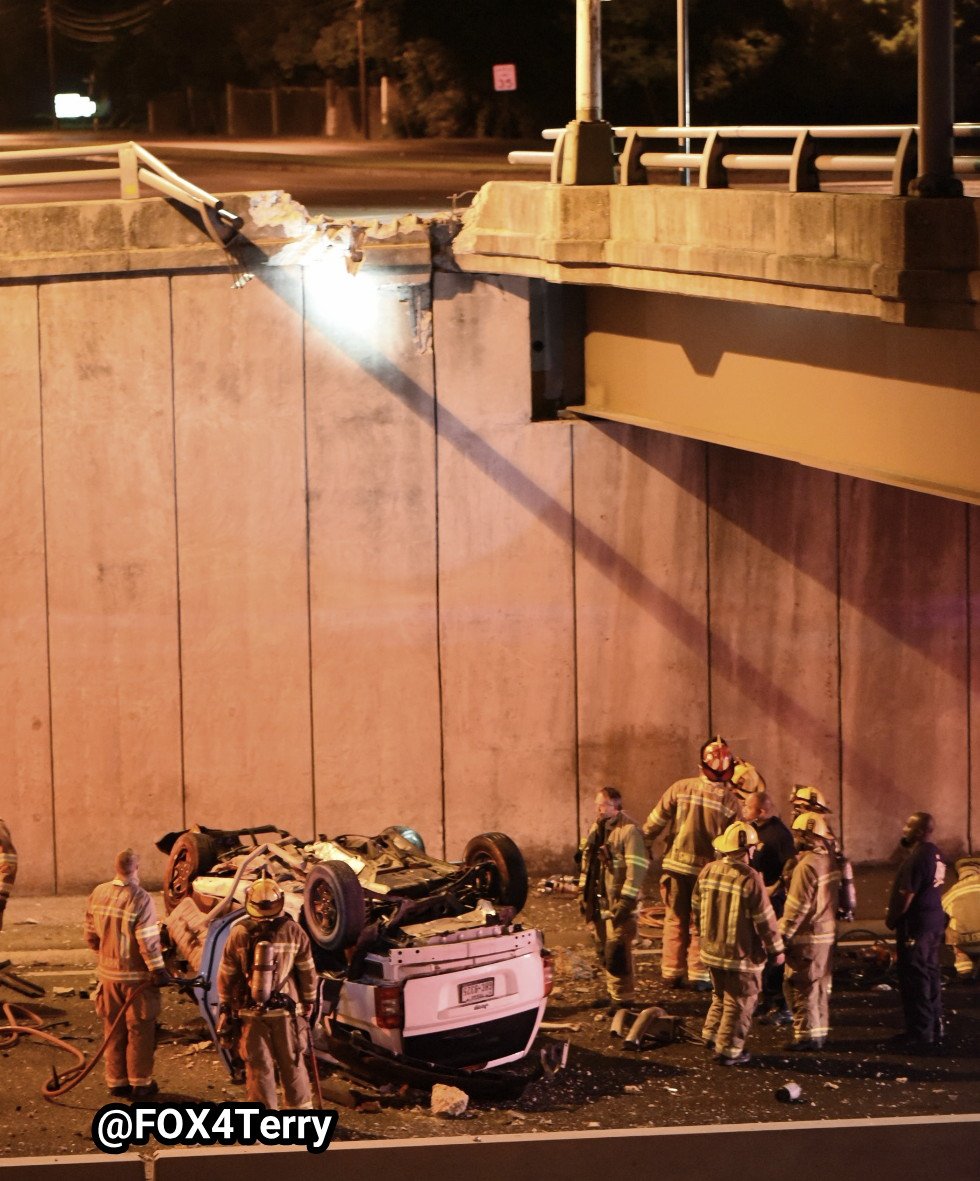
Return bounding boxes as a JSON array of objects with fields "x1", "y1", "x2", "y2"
[{"x1": 157, "y1": 823, "x2": 554, "y2": 1094}]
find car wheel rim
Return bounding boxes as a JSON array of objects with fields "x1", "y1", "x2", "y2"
[
  {"x1": 170, "y1": 852, "x2": 192, "y2": 900},
  {"x1": 310, "y1": 880, "x2": 338, "y2": 935}
]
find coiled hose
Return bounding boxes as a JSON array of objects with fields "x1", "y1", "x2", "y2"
[{"x1": 0, "y1": 981, "x2": 158, "y2": 1099}]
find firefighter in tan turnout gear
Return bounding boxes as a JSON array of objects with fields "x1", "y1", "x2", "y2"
[
  {"x1": 692, "y1": 821, "x2": 784, "y2": 1066},
  {"x1": 779, "y1": 812, "x2": 841, "y2": 1050},
  {"x1": 643, "y1": 738, "x2": 739, "y2": 988},
  {"x1": 0, "y1": 819, "x2": 16, "y2": 933},
  {"x1": 942, "y1": 856, "x2": 980, "y2": 981},
  {"x1": 83, "y1": 849, "x2": 168, "y2": 1098},
  {"x1": 217, "y1": 878, "x2": 319, "y2": 1109},
  {"x1": 579, "y1": 787, "x2": 650, "y2": 1014}
]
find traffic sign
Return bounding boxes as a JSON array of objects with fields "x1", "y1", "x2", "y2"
[{"x1": 493, "y1": 64, "x2": 518, "y2": 92}]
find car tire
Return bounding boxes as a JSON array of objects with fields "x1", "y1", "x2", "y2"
[
  {"x1": 163, "y1": 832, "x2": 219, "y2": 913},
  {"x1": 463, "y1": 832, "x2": 529, "y2": 913},
  {"x1": 303, "y1": 862, "x2": 366, "y2": 951}
]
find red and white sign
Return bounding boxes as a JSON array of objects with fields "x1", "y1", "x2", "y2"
[{"x1": 493, "y1": 63, "x2": 518, "y2": 92}]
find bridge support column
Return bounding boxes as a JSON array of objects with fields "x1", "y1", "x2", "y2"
[{"x1": 911, "y1": 0, "x2": 963, "y2": 196}]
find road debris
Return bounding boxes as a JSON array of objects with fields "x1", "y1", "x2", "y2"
[{"x1": 431, "y1": 1084, "x2": 469, "y2": 1118}]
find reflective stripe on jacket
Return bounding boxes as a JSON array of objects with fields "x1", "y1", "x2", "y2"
[
  {"x1": 579, "y1": 811, "x2": 649, "y2": 908},
  {"x1": 692, "y1": 856, "x2": 783, "y2": 972},
  {"x1": 644, "y1": 776, "x2": 738, "y2": 876},
  {"x1": 84, "y1": 879, "x2": 165, "y2": 983},
  {"x1": 780, "y1": 849, "x2": 840, "y2": 946}
]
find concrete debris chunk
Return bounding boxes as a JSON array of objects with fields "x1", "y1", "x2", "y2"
[
  {"x1": 51, "y1": 987, "x2": 74, "y2": 998},
  {"x1": 430, "y1": 1084, "x2": 469, "y2": 1118}
]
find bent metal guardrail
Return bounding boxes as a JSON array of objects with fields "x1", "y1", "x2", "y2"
[
  {"x1": 509, "y1": 123, "x2": 980, "y2": 194},
  {"x1": 0, "y1": 140, "x2": 243, "y2": 245}
]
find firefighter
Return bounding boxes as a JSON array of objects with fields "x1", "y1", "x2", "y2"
[
  {"x1": 83, "y1": 849, "x2": 168, "y2": 1098},
  {"x1": 643, "y1": 737, "x2": 739, "y2": 989},
  {"x1": 886, "y1": 812, "x2": 947, "y2": 1049},
  {"x1": 579, "y1": 786, "x2": 650, "y2": 1014},
  {"x1": 692, "y1": 820, "x2": 784, "y2": 1066},
  {"x1": 741, "y1": 790, "x2": 794, "y2": 1024},
  {"x1": 0, "y1": 819, "x2": 16, "y2": 933},
  {"x1": 942, "y1": 856, "x2": 980, "y2": 981},
  {"x1": 780, "y1": 812, "x2": 841, "y2": 1050},
  {"x1": 217, "y1": 878, "x2": 319, "y2": 1109},
  {"x1": 786, "y1": 785, "x2": 856, "y2": 922}
]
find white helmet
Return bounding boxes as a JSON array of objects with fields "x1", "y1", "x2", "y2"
[{"x1": 713, "y1": 821, "x2": 760, "y2": 855}]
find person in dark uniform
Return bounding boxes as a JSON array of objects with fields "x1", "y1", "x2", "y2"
[
  {"x1": 742, "y1": 791, "x2": 794, "y2": 1024},
  {"x1": 885, "y1": 812, "x2": 947, "y2": 1051}
]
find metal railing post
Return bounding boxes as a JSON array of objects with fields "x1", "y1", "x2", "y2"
[
  {"x1": 561, "y1": 0, "x2": 615, "y2": 184},
  {"x1": 118, "y1": 142, "x2": 139, "y2": 199},
  {"x1": 911, "y1": 0, "x2": 963, "y2": 196}
]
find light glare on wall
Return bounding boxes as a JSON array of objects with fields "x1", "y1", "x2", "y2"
[{"x1": 54, "y1": 93, "x2": 97, "y2": 119}]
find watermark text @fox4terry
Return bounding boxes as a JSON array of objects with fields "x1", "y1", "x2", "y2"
[{"x1": 92, "y1": 1102, "x2": 337, "y2": 1154}]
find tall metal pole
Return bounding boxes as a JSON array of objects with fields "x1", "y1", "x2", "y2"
[
  {"x1": 356, "y1": 0, "x2": 370, "y2": 140},
  {"x1": 575, "y1": 0, "x2": 602, "y2": 121},
  {"x1": 676, "y1": 0, "x2": 690, "y2": 184},
  {"x1": 44, "y1": 0, "x2": 57, "y2": 118},
  {"x1": 563, "y1": 0, "x2": 614, "y2": 183},
  {"x1": 912, "y1": 0, "x2": 962, "y2": 195}
]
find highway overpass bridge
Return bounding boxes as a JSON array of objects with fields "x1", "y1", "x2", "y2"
[{"x1": 0, "y1": 168, "x2": 977, "y2": 894}]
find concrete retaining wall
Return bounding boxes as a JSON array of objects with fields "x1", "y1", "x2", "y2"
[
  {"x1": 3, "y1": 1117, "x2": 979, "y2": 1180},
  {"x1": 1, "y1": 246, "x2": 977, "y2": 892}
]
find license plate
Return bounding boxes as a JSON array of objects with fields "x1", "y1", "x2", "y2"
[{"x1": 459, "y1": 977, "x2": 494, "y2": 1004}]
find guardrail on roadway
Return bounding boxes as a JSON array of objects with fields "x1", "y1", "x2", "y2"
[
  {"x1": 0, "y1": 141, "x2": 243, "y2": 245},
  {"x1": 509, "y1": 123, "x2": 980, "y2": 194}
]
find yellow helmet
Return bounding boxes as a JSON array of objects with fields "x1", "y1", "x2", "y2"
[
  {"x1": 244, "y1": 877, "x2": 285, "y2": 919},
  {"x1": 791, "y1": 811, "x2": 834, "y2": 841},
  {"x1": 731, "y1": 760, "x2": 764, "y2": 798},
  {"x1": 713, "y1": 821, "x2": 760, "y2": 855},
  {"x1": 790, "y1": 784, "x2": 831, "y2": 814}
]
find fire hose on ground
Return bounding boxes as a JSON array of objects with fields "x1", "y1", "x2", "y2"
[{"x1": 0, "y1": 975, "x2": 210, "y2": 1101}]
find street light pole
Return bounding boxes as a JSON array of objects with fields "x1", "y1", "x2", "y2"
[
  {"x1": 911, "y1": 0, "x2": 962, "y2": 196},
  {"x1": 575, "y1": 0, "x2": 602, "y2": 120},
  {"x1": 561, "y1": 0, "x2": 615, "y2": 184},
  {"x1": 676, "y1": 0, "x2": 690, "y2": 184}
]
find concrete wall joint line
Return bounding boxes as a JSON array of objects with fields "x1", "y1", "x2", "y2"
[
  {"x1": 35, "y1": 282, "x2": 58, "y2": 893},
  {"x1": 166, "y1": 276, "x2": 188, "y2": 832}
]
